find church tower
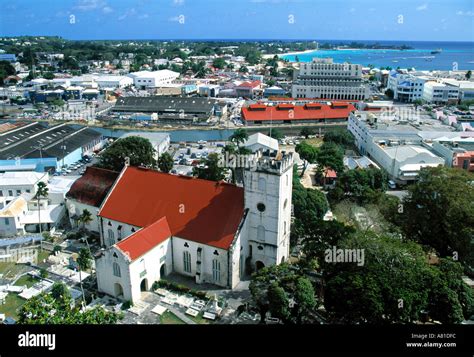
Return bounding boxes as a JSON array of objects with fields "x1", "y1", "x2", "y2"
[{"x1": 241, "y1": 150, "x2": 293, "y2": 273}]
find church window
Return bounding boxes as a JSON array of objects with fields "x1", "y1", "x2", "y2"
[
  {"x1": 107, "y1": 229, "x2": 115, "y2": 246},
  {"x1": 212, "y1": 259, "x2": 221, "y2": 283},
  {"x1": 183, "y1": 251, "x2": 191, "y2": 273},
  {"x1": 113, "y1": 262, "x2": 121, "y2": 277},
  {"x1": 257, "y1": 225, "x2": 265, "y2": 242},
  {"x1": 257, "y1": 203, "x2": 266, "y2": 212}
]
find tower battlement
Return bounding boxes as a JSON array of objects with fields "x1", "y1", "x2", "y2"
[{"x1": 250, "y1": 150, "x2": 294, "y2": 175}]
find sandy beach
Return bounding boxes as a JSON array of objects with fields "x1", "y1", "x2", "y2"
[{"x1": 262, "y1": 49, "x2": 316, "y2": 59}]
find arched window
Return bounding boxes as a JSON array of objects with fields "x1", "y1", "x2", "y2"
[
  {"x1": 257, "y1": 225, "x2": 265, "y2": 242},
  {"x1": 284, "y1": 221, "x2": 287, "y2": 235},
  {"x1": 258, "y1": 177, "x2": 266, "y2": 192},
  {"x1": 107, "y1": 229, "x2": 115, "y2": 246},
  {"x1": 286, "y1": 174, "x2": 289, "y2": 186},
  {"x1": 183, "y1": 251, "x2": 191, "y2": 273},
  {"x1": 113, "y1": 262, "x2": 121, "y2": 277},
  {"x1": 212, "y1": 259, "x2": 221, "y2": 283}
]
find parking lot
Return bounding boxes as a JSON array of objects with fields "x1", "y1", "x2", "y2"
[
  {"x1": 54, "y1": 155, "x2": 98, "y2": 177},
  {"x1": 170, "y1": 141, "x2": 225, "y2": 176}
]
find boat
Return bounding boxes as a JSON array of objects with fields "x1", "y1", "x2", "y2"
[
  {"x1": 392, "y1": 60, "x2": 399, "y2": 63},
  {"x1": 431, "y1": 48, "x2": 442, "y2": 54}
]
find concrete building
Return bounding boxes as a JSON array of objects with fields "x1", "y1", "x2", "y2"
[
  {"x1": 95, "y1": 149, "x2": 293, "y2": 303},
  {"x1": 292, "y1": 58, "x2": 369, "y2": 100},
  {"x1": 422, "y1": 81, "x2": 460, "y2": 104},
  {"x1": 0, "y1": 171, "x2": 49, "y2": 205},
  {"x1": 432, "y1": 138, "x2": 474, "y2": 172},
  {"x1": 441, "y1": 79, "x2": 474, "y2": 102},
  {"x1": 95, "y1": 75, "x2": 133, "y2": 89},
  {"x1": 387, "y1": 71, "x2": 428, "y2": 102},
  {"x1": 243, "y1": 133, "x2": 279, "y2": 152},
  {"x1": 127, "y1": 70, "x2": 180, "y2": 89}
]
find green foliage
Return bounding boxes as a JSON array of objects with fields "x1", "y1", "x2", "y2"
[
  {"x1": 300, "y1": 127, "x2": 315, "y2": 139},
  {"x1": 316, "y1": 142, "x2": 344, "y2": 174},
  {"x1": 97, "y1": 136, "x2": 156, "y2": 172},
  {"x1": 18, "y1": 292, "x2": 121, "y2": 324},
  {"x1": 192, "y1": 153, "x2": 226, "y2": 181},
  {"x1": 154, "y1": 280, "x2": 208, "y2": 300},
  {"x1": 229, "y1": 128, "x2": 248, "y2": 146},
  {"x1": 397, "y1": 167, "x2": 474, "y2": 265},
  {"x1": 50, "y1": 282, "x2": 71, "y2": 302},
  {"x1": 329, "y1": 168, "x2": 388, "y2": 204},
  {"x1": 267, "y1": 128, "x2": 284, "y2": 140},
  {"x1": 77, "y1": 248, "x2": 92, "y2": 272},
  {"x1": 250, "y1": 264, "x2": 318, "y2": 324},
  {"x1": 385, "y1": 88, "x2": 394, "y2": 98},
  {"x1": 0, "y1": 60, "x2": 16, "y2": 84},
  {"x1": 295, "y1": 141, "x2": 318, "y2": 175},
  {"x1": 158, "y1": 152, "x2": 174, "y2": 173},
  {"x1": 323, "y1": 129, "x2": 354, "y2": 149},
  {"x1": 39, "y1": 269, "x2": 48, "y2": 279},
  {"x1": 212, "y1": 57, "x2": 227, "y2": 69},
  {"x1": 78, "y1": 209, "x2": 93, "y2": 229}
]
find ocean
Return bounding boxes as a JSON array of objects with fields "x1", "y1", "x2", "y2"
[{"x1": 280, "y1": 40, "x2": 474, "y2": 71}]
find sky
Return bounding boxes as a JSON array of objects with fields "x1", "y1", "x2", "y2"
[{"x1": 0, "y1": 0, "x2": 473, "y2": 42}]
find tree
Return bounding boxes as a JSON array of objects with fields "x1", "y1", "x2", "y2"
[
  {"x1": 212, "y1": 57, "x2": 227, "y2": 69},
  {"x1": 385, "y1": 88, "x2": 394, "y2": 98},
  {"x1": 51, "y1": 282, "x2": 72, "y2": 303},
  {"x1": 323, "y1": 129, "x2": 354, "y2": 149},
  {"x1": 316, "y1": 142, "x2": 344, "y2": 185},
  {"x1": 267, "y1": 128, "x2": 284, "y2": 140},
  {"x1": 0, "y1": 60, "x2": 16, "y2": 85},
  {"x1": 158, "y1": 152, "x2": 174, "y2": 173},
  {"x1": 229, "y1": 128, "x2": 248, "y2": 146},
  {"x1": 193, "y1": 153, "x2": 226, "y2": 181},
  {"x1": 250, "y1": 264, "x2": 318, "y2": 324},
  {"x1": 35, "y1": 182, "x2": 49, "y2": 235},
  {"x1": 18, "y1": 292, "x2": 121, "y2": 324},
  {"x1": 300, "y1": 127, "x2": 315, "y2": 139},
  {"x1": 295, "y1": 141, "x2": 318, "y2": 176},
  {"x1": 42, "y1": 72, "x2": 55, "y2": 80},
  {"x1": 77, "y1": 248, "x2": 92, "y2": 307},
  {"x1": 239, "y1": 65, "x2": 248, "y2": 73},
  {"x1": 398, "y1": 167, "x2": 474, "y2": 265},
  {"x1": 78, "y1": 209, "x2": 93, "y2": 231},
  {"x1": 466, "y1": 70, "x2": 472, "y2": 80},
  {"x1": 97, "y1": 136, "x2": 156, "y2": 172}
]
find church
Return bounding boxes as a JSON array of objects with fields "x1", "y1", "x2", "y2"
[{"x1": 95, "y1": 148, "x2": 293, "y2": 303}]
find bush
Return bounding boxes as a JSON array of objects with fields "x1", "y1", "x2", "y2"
[
  {"x1": 53, "y1": 245, "x2": 62, "y2": 254},
  {"x1": 154, "y1": 280, "x2": 208, "y2": 300},
  {"x1": 39, "y1": 268, "x2": 48, "y2": 279}
]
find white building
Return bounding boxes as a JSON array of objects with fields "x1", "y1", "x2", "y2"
[
  {"x1": 243, "y1": 133, "x2": 279, "y2": 152},
  {"x1": 292, "y1": 58, "x2": 369, "y2": 100},
  {"x1": 0, "y1": 171, "x2": 48, "y2": 205},
  {"x1": 422, "y1": 81, "x2": 460, "y2": 104},
  {"x1": 387, "y1": 71, "x2": 429, "y2": 102},
  {"x1": 127, "y1": 70, "x2": 180, "y2": 89},
  {"x1": 95, "y1": 150, "x2": 293, "y2": 303},
  {"x1": 441, "y1": 79, "x2": 474, "y2": 102},
  {"x1": 95, "y1": 75, "x2": 133, "y2": 90}
]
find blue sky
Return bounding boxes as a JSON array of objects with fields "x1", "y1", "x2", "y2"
[{"x1": 0, "y1": 0, "x2": 473, "y2": 41}]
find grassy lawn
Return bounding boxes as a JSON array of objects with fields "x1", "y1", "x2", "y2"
[
  {"x1": 305, "y1": 137, "x2": 324, "y2": 148},
  {"x1": 332, "y1": 200, "x2": 392, "y2": 234},
  {"x1": 159, "y1": 311, "x2": 185, "y2": 325},
  {"x1": 0, "y1": 293, "x2": 25, "y2": 320},
  {"x1": 0, "y1": 262, "x2": 23, "y2": 279},
  {"x1": 14, "y1": 274, "x2": 39, "y2": 288}
]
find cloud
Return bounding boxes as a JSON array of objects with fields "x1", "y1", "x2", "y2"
[
  {"x1": 102, "y1": 6, "x2": 113, "y2": 14},
  {"x1": 456, "y1": 10, "x2": 474, "y2": 16},
  {"x1": 173, "y1": 0, "x2": 185, "y2": 5},
  {"x1": 169, "y1": 16, "x2": 181, "y2": 22},
  {"x1": 74, "y1": 0, "x2": 105, "y2": 11},
  {"x1": 139, "y1": 14, "x2": 149, "y2": 19},
  {"x1": 118, "y1": 8, "x2": 137, "y2": 21},
  {"x1": 416, "y1": 3, "x2": 428, "y2": 11},
  {"x1": 349, "y1": 8, "x2": 356, "y2": 13}
]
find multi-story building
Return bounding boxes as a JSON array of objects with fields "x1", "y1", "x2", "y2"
[
  {"x1": 292, "y1": 58, "x2": 369, "y2": 100},
  {"x1": 422, "y1": 81, "x2": 460, "y2": 104},
  {"x1": 387, "y1": 71, "x2": 429, "y2": 102},
  {"x1": 432, "y1": 139, "x2": 474, "y2": 172}
]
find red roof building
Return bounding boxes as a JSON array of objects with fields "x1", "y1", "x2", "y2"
[
  {"x1": 116, "y1": 217, "x2": 172, "y2": 261},
  {"x1": 66, "y1": 166, "x2": 119, "y2": 207},
  {"x1": 99, "y1": 166, "x2": 245, "y2": 250},
  {"x1": 241, "y1": 102, "x2": 356, "y2": 124}
]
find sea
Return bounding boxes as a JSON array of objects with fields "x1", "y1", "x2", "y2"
[{"x1": 280, "y1": 40, "x2": 474, "y2": 71}]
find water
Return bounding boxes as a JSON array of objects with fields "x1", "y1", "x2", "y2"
[
  {"x1": 93, "y1": 127, "x2": 236, "y2": 142},
  {"x1": 281, "y1": 40, "x2": 474, "y2": 71}
]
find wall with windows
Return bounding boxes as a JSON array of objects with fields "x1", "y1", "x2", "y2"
[{"x1": 99, "y1": 218, "x2": 141, "y2": 247}]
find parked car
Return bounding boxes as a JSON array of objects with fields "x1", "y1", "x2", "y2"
[{"x1": 388, "y1": 180, "x2": 397, "y2": 189}]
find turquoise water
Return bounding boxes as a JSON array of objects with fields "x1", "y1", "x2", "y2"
[{"x1": 281, "y1": 41, "x2": 474, "y2": 70}]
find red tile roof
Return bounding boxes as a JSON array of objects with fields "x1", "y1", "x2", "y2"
[
  {"x1": 99, "y1": 166, "x2": 244, "y2": 249},
  {"x1": 116, "y1": 217, "x2": 172, "y2": 261},
  {"x1": 66, "y1": 167, "x2": 119, "y2": 207},
  {"x1": 242, "y1": 103, "x2": 355, "y2": 122},
  {"x1": 238, "y1": 80, "x2": 261, "y2": 88}
]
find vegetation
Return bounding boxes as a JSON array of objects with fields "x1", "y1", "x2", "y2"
[
  {"x1": 97, "y1": 136, "x2": 156, "y2": 172},
  {"x1": 295, "y1": 141, "x2": 318, "y2": 176},
  {"x1": 77, "y1": 248, "x2": 93, "y2": 307},
  {"x1": 35, "y1": 182, "x2": 49, "y2": 235},
  {"x1": 0, "y1": 60, "x2": 15, "y2": 84},
  {"x1": 158, "y1": 152, "x2": 174, "y2": 173},
  {"x1": 193, "y1": 153, "x2": 226, "y2": 181},
  {"x1": 323, "y1": 129, "x2": 354, "y2": 149}
]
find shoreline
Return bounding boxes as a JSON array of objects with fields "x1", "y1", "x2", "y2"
[{"x1": 263, "y1": 49, "x2": 316, "y2": 59}]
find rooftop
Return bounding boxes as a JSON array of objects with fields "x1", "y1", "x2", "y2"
[{"x1": 99, "y1": 166, "x2": 244, "y2": 250}]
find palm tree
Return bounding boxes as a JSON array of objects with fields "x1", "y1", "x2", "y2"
[
  {"x1": 229, "y1": 128, "x2": 248, "y2": 147},
  {"x1": 78, "y1": 209, "x2": 93, "y2": 258},
  {"x1": 77, "y1": 248, "x2": 92, "y2": 308},
  {"x1": 35, "y1": 182, "x2": 49, "y2": 235}
]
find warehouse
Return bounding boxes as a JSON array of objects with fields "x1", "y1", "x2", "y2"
[
  {"x1": 112, "y1": 96, "x2": 220, "y2": 122},
  {"x1": 241, "y1": 102, "x2": 356, "y2": 125}
]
